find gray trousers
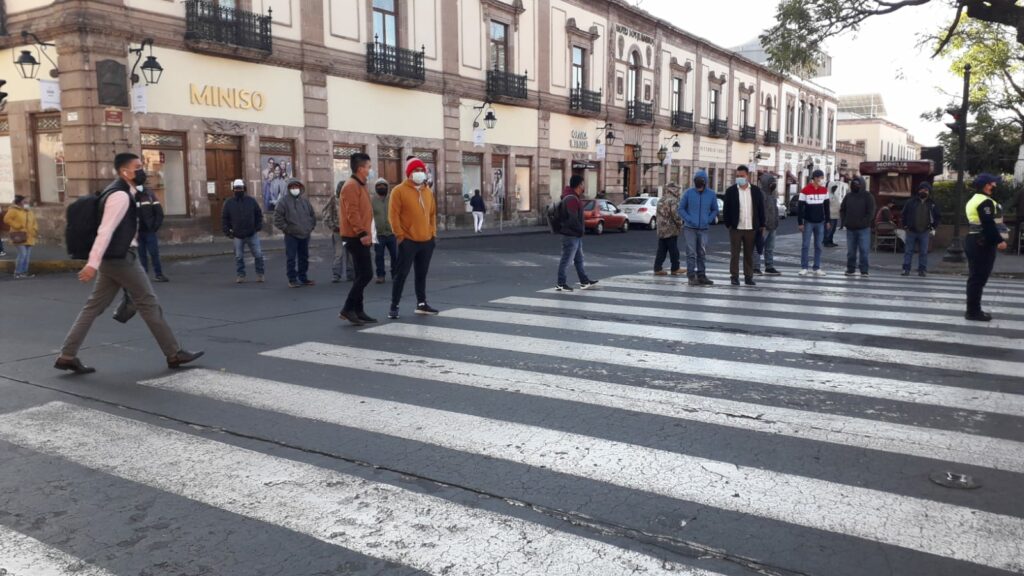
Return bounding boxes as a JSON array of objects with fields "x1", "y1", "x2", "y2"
[{"x1": 61, "y1": 249, "x2": 180, "y2": 358}]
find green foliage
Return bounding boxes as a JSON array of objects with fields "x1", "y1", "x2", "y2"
[{"x1": 924, "y1": 108, "x2": 1021, "y2": 174}]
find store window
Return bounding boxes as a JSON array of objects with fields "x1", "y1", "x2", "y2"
[
  {"x1": 260, "y1": 138, "x2": 295, "y2": 193},
  {"x1": 141, "y1": 132, "x2": 188, "y2": 216},
  {"x1": 462, "y1": 153, "x2": 482, "y2": 203},
  {"x1": 0, "y1": 117, "x2": 12, "y2": 205},
  {"x1": 332, "y1": 144, "x2": 365, "y2": 191},
  {"x1": 549, "y1": 159, "x2": 564, "y2": 204},
  {"x1": 492, "y1": 155, "x2": 508, "y2": 214},
  {"x1": 515, "y1": 157, "x2": 531, "y2": 212},
  {"x1": 373, "y1": 0, "x2": 398, "y2": 46},
  {"x1": 489, "y1": 21, "x2": 509, "y2": 72},
  {"x1": 33, "y1": 115, "x2": 64, "y2": 204}
]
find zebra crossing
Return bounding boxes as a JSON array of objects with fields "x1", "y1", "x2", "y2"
[{"x1": 1, "y1": 269, "x2": 1023, "y2": 575}]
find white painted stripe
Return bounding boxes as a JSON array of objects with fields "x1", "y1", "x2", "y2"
[
  {"x1": 0, "y1": 524, "x2": 116, "y2": 576},
  {"x1": 137, "y1": 371, "x2": 1024, "y2": 571},
  {"x1": 0, "y1": 403, "x2": 716, "y2": 576},
  {"x1": 364, "y1": 322, "x2": 1024, "y2": 418},
  {"x1": 258, "y1": 345, "x2": 1024, "y2": 473},
  {"x1": 690, "y1": 269, "x2": 1024, "y2": 292},
  {"x1": 596, "y1": 280, "x2": 1021, "y2": 323},
  {"x1": 524, "y1": 290, "x2": 1023, "y2": 350},
  {"x1": 444, "y1": 306, "x2": 1024, "y2": 378}
]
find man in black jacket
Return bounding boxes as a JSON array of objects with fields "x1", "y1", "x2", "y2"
[
  {"x1": 135, "y1": 184, "x2": 167, "y2": 282},
  {"x1": 900, "y1": 181, "x2": 941, "y2": 277},
  {"x1": 722, "y1": 165, "x2": 766, "y2": 286},
  {"x1": 222, "y1": 179, "x2": 265, "y2": 283},
  {"x1": 840, "y1": 176, "x2": 875, "y2": 276},
  {"x1": 555, "y1": 175, "x2": 597, "y2": 292}
]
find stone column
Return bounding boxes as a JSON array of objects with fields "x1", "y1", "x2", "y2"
[
  {"x1": 301, "y1": 69, "x2": 332, "y2": 203},
  {"x1": 441, "y1": 92, "x2": 463, "y2": 230}
]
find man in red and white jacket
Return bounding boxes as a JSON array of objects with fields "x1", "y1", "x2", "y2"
[{"x1": 797, "y1": 169, "x2": 831, "y2": 276}]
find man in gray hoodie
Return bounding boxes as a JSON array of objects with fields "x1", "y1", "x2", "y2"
[
  {"x1": 757, "y1": 173, "x2": 782, "y2": 275},
  {"x1": 273, "y1": 178, "x2": 318, "y2": 288}
]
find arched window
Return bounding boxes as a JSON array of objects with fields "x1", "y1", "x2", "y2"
[
  {"x1": 766, "y1": 97, "x2": 774, "y2": 131},
  {"x1": 627, "y1": 51, "x2": 641, "y2": 103}
]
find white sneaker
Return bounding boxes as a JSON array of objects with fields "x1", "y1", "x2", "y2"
[
  {"x1": 798, "y1": 269, "x2": 810, "y2": 276},
  {"x1": 813, "y1": 269, "x2": 827, "y2": 277}
]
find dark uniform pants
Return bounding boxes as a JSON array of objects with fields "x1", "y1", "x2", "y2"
[{"x1": 965, "y1": 233, "x2": 997, "y2": 314}]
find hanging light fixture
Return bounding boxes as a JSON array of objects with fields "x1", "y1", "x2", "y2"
[
  {"x1": 130, "y1": 38, "x2": 164, "y2": 86},
  {"x1": 484, "y1": 109, "x2": 497, "y2": 129},
  {"x1": 656, "y1": 146, "x2": 667, "y2": 163},
  {"x1": 473, "y1": 102, "x2": 498, "y2": 130},
  {"x1": 14, "y1": 31, "x2": 59, "y2": 79},
  {"x1": 671, "y1": 139, "x2": 681, "y2": 153},
  {"x1": 13, "y1": 49, "x2": 39, "y2": 80}
]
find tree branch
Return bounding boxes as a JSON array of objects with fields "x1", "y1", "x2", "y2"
[{"x1": 932, "y1": 2, "x2": 966, "y2": 56}]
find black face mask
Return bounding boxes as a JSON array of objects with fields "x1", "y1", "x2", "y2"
[
  {"x1": 234, "y1": 189, "x2": 245, "y2": 198},
  {"x1": 376, "y1": 187, "x2": 388, "y2": 196},
  {"x1": 851, "y1": 183, "x2": 861, "y2": 192},
  {"x1": 132, "y1": 168, "x2": 147, "y2": 186},
  {"x1": 694, "y1": 178, "x2": 706, "y2": 189},
  {"x1": 918, "y1": 192, "x2": 928, "y2": 199}
]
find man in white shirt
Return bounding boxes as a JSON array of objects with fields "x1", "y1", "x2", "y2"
[{"x1": 722, "y1": 165, "x2": 766, "y2": 286}]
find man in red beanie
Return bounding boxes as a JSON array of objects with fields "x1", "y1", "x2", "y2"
[{"x1": 388, "y1": 157, "x2": 438, "y2": 319}]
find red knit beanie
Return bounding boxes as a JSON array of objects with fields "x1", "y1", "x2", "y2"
[{"x1": 405, "y1": 158, "x2": 427, "y2": 178}]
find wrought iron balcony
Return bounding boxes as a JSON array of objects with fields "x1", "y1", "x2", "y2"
[
  {"x1": 672, "y1": 111, "x2": 694, "y2": 132},
  {"x1": 626, "y1": 100, "x2": 653, "y2": 124},
  {"x1": 740, "y1": 125, "x2": 757, "y2": 142},
  {"x1": 366, "y1": 41, "x2": 425, "y2": 85},
  {"x1": 570, "y1": 87, "x2": 602, "y2": 115},
  {"x1": 185, "y1": 0, "x2": 272, "y2": 53},
  {"x1": 709, "y1": 119, "x2": 729, "y2": 138},
  {"x1": 765, "y1": 130, "x2": 780, "y2": 145},
  {"x1": 487, "y1": 69, "x2": 527, "y2": 101}
]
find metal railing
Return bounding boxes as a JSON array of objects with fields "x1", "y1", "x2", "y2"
[
  {"x1": 185, "y1": 0, "x2": 272, "y2": 52},
  {"x1": 672, "y1": 111, "x2": 694, "y2": 131},
  {"x1": 740, "y1": 125, "x2": 757, "y2": 142},
  {"x1": 366, "y1": 41, "x2": 425, "y2": 83},
  {"x1": 487, "y1": 69, "x2": 527, "y2": 100},
  {"x1": 626, "y1": 100, "x2": 653, "y2": 123},
  {"x1": 570, "y1": 87, "x2": 602, "y2": 114},
  {"x1": 709, "y1": 119, "x2": 728, "y2": 137}
]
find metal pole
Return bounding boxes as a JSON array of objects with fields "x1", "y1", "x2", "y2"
[{"x1": 943, "y1": 63, "x2": 970, "y2": 263}]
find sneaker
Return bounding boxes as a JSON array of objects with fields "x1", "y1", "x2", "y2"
[
  {"x1": 901, "y1": 270, "x2": 911, "y2": 276},
  {"x1": 965, "y1": 311, "x2": 992, "y2": 322},
  {"x1": 654, "y1": 270, "x2": 668, "y2": 276},
  {"x1": 730, "y1": 277, "x2": 740, "y2": 286},
  {"x1": 799, "y1": 269, "x2": 811, "y2": 276},
  {"x1": 356, "y1": 311, "x2": 379, "y2": 324},
  {"x1": 387, "y1": 307, "x2": 400, "y2": 319},
  {"x1": 416, "y1": 303, "x2": 439, "y2": 315},
  {"x1": 860, "y1": 271, "x2": 869, "y2": 277},
  {"x1": 753, "y1": 268, "x2": 763, "y2": 275},
  {"x1": 555, "y1": 283, "x2": 574, "y2": 292},
  {"x1": 15, "y1": 273, "x2": 35, "y2": 279},
  {"x1": 256, "y1": 274, "x2": 265, "y2": 283},
  {"x1": 698, "y1": 275, "x2": 714, "y2": 286},
  {"x1": 288, "y1": 281, "x2": 301, "y2": 288},
  {"x1": 154, "y1": 275, "x2": 169, "y2": 283},
  {"x1": 578, "y1": 280, "x2": 599, "y2": 290},
  {"x1": 687, "y1": 276, "x2": 700, "y2": 287},
  {"x1": 375, "y1": 277, "x2": 386, "y2": 284},
  {"x1": 236, "y1": 276, "x2": 246, "y2": 284},
  {"x1": 0, "y1": 251, "x2": 7, "y2": 257},
  {"x1": 332, "y1": 276, "x2": 342, "y2": 283},
  {"x1": 918, "y1": 270, "x2": 927, "y2": 277},
  {"x1": 744, "y1": 277, "x2": 756, "y2": 286},
  {"x1": 845, "y1": 270, "x2": 856, "y2": 277},
  {"x1": 764, "y1": 267, "x2": 781, "y2": 276},
  {"x1": 813, "y1": 269, "x2": 827, "y2": 277},
  {"x1": 301, "y1": 279, "x2": 316, "y2": 286}
]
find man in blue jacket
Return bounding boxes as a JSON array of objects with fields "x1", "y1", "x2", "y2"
[{"x1": 678, "y1": 169, "x2": 719, "y2": 286}]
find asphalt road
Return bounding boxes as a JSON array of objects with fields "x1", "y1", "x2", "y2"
[{"x1": 2, "y1": 220, "x2": 1023, "y2": 576}]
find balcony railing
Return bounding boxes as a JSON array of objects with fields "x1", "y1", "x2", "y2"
[
  {"x1": 570, "y1": 87, "x2": 602, "y2": 114},
  {"x1": 366, "y1": 42, "x2": 425, "y2": 84},
  {"x1": 626, "y1": 100, "x2": 653, "y2": 124},
  {"x1": 672, "y1": 111, "x2": 694, "y2": 132},
  {"x1": 487, "y1": 69, "x2": 528, "y2": 100},
  {"x1": 740, "y1": 125, "x2": 757, "y2": 142},
  {"x1": 709, "y1": 119, "x2": 728, "y2": 138},
  {"x1": 764, "y1": 130, "x2": 780, "y2": 145},
  {"x1": 185, "y1": 0, "x2": 272, "y2": 53}
]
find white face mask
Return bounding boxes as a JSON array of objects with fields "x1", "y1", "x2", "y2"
[
  {"x1": 289, "y1": 188, "x2": 300, "y2": 197},
  {"x1": 412, "y1": 172, "x2": 427, "y2": 185}
]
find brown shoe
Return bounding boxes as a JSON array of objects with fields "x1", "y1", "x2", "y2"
[
  {"x1": 670, "y1": 269, "x2": 685, "y2": 276},
  {"x1": 54, "y1": 357, "x2": 96, "y2": 375},
  {"x1": 375, "y1": 277, "x2": 386, "y2": 284},
  {"x1": 301, "y1": 279, "x2": 316, "y2": 286},
  {"x1": 167, "y1": 350, "x2": 205, "y2": 369},
  {"x1": 654, "y1": 270, "x2": 668, "y2": 276},
  {"x1": 339, "y1": 310, "x2": 365, "y2": 326}
]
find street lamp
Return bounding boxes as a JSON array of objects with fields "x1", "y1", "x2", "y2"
[
  {"x1": 473, "y1": 102, "x2": 497, "y2": 130},
  {"x1": 595, "y1": 123, "x2": 616, "y2": 146},
  {"x1": 14, "y1": 31, "x2": 59, "y2": 79},
  {"x1": 943, "y1": 63, "x2": 971, "y2": 263},
  {"x1": 129, "y1": 38, "x2": 164, "y2": 86}
]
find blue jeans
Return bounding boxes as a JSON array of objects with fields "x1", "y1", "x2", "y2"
[
  {"x1": 284, "y1": 234, "x2": 310, "y2": 282},
  {"x1": 760, "y1": 229, "x2": 776, "y2": 268},
  {"x1": 14, "y1": 245, "x2": 31, "y2": 275},
  {"x1": 824, "y1": 218, "x2": 839, "y2": 244},
  {"x1": 375, "y1": 234, "x2": 398, "y2": 278},
  {"x1": 233, "y1": 235, "x2": 265, "y2": 277},
  {"x1": 683, "y1": 227, "x2": 709, "y2": 276},
  {"x1": 801, "y1": 222, "x2": 825, "y2": 270},
  {"x1": 903, "y1": 231, "x2": 930, "y2": 272},
  {"x1": 137, "y1": 231, "x2": 163, "y2": 276},
  {"x1": 557, "y1": 236, "x2": 590, "y2": 286},
  {"x1": 846, "y1": 228, "x2": 871, "y2": 273},
  {"x1": 330, "y1": 233, "x2": 353, "y2": 280}
]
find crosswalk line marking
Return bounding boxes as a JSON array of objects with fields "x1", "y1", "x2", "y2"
[
  {"x1": 510, "y1": 292, "x2": 1023, "y2": 352},
  {"x1": 595, "y1": 280, "x2": 1020, "y2": 321},
  {"x1": 363, "y1": 322, "x2": 1024, "y2": 418},
  {"x1": 136, "y1": 371, "x2": 1024, "y2": 571},
  {"x1": 443, "y1": 306, "x2": 1024, "y2": 378},
  {"x1": 0, "y1": 524, "x2": 116, "y2": 576},
  {"x1": 612, "y1": 273, "x2": 1024, "y2": 304},
  {"x1": 688, "y1": 269, "x2": 1024, "y2": 292},
  {"x1": 0, "y1": 402, "x2": 719, "y2": 576},
  {"x1": 258, "y1": 345, "x2": 1024, "y2": 473}
]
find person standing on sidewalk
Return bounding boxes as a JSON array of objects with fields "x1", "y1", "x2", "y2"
[
  {"x1": 4, "y1": 195, "x2": 38, "y2": 279},
  {"x1": 372, "y1": 177, "x2": 398, "y2": 283},
  {"x1": 757, "y1": 173, "x2": 782, "y2": 275},
  {"x1": 900, "y1": 181, "x2": 941, "y2": 277},
  {"x1": 840, "y1": 176, "x2": 875, "y2": 277},
  {"x1": 470, "y1": 189, "x2": 486, "y2": 233},
  {"x1": 823, "y1": 176, "x2": 848, "y2": 248},
  {"x1": 798, "y1": 169, "x2": 831, "y2": 276},
  {"x1": 678, "y1": 169, "x2": 719, "y2": 287},
  {"x1": 135, "y1": 185, "x2": 168, "y2": 283},
  {"x1": 338, "y1": 152, "x2": 377, "y2": 325},
  {"x1": 222, "y1": 179, "x2": 265, "y2": 283},
  {"x1": 653, "y1": 182, "x2": 683, "y2": 277},
  {"x1": 54, "y1": 152, "x2": 203, "y2": 374},
  {"x1": 273, "y1": 178, "x2": 317, "y2": 288},
  {"x1": 555, "y1": 175, "x2": 597, "y2": 292},
  {"x1": 388, "y1": 158, "x2": 439, "y2": 318},
  {"x1": 723, "y1": 165, "x2": 766, "y2": 286},
  {"x1": 322, "y1": 182, "x2": 354, "y2": 283},
  {"x1": 964, "y1": 173, "x2": 1008, "y2": 321}
]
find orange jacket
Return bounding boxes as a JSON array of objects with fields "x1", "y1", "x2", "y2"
[
  {"x1": 389, "y1": 179, "x2": 436, "y2": 243},
  {"x1": 339, "y1": 176, "x2": 373, "y2": 238}
]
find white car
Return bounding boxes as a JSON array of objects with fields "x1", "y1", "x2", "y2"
[{"x1": 620, "y1": 196, "x2": 659, "y2": 229}]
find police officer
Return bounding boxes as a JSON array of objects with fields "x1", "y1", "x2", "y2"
[{"x1": 964, "y1": 173, "x2": 1008, "y2": 321}]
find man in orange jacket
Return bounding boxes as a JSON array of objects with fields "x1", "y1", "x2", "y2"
[
  {"x1": 338, "y1": 152, "x2": 376, "y2": 325},
  {"x1": 388, "y1": 158, "x2": 437, "y2": 319}
]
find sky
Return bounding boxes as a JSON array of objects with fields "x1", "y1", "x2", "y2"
[{"x1": 636, "y1": 0, "x2": 962, "y2": 146}]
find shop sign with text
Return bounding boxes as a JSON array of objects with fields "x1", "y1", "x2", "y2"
[{"x1": 189, "y1": 84, "x2": 266, "y2": 111}]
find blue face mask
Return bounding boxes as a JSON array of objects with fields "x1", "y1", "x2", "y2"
[{"x1": 736, "y1": 177, "x2": 748, "y2": 187}]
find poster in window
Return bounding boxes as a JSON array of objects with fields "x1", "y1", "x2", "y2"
[
  {"x1": 261, "y1": 154, "x2": 293, "y2": 210},
  {"x1": 491, "y1": 167, "x2": 505, "y2": 212}
]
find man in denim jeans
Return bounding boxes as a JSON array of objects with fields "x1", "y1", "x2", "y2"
[
  {"x1": 901, "y1": 181, "x2": 941, "y2": 277},
  {"x1": 222, "y1": 179, "x2": 265, "y2": 283},
  {"x1": 555, "y1": 175, "x2": 597, "y2": 292},
  {"x1": 840, "y1": 176, "x2": 875, "y2": 277},
  {"x1": 798, "y1": 169, "x2": 830, "y2": 276},
  {"x1": 678, "y1": 169, "x2": 719, "y2": 286}
]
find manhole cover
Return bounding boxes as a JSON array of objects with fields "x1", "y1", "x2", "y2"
[{"x1": 929, "y1": 470, "x2": 981, "y2": 490}]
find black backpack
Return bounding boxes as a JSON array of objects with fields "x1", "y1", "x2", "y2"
[
  {"x1": 65, "y1": 190, "x2": 113, "y2": 260},
  {"x1": 546, "y1": 201, "x2": 566, "y2": 234}
]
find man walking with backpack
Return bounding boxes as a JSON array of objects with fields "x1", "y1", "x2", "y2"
[
  {"x1": 54, "y1": 153, "x2": 203, "y2": 374},
  {"x1": 555, "y1": 175, "x2": 597, "y2": 292},
  {"x1": 135, "y1": 184, "x2": 168, "y2": 282}
]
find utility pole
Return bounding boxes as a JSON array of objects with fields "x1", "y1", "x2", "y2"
[{"x1": 942, "y1": 64, "x2": 970, "y2": 263}]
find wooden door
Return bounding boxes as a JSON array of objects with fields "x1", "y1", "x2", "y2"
[
  {"x1": 206, "y1": 148, "x2": 242, "y2": 233},
  {"x1": 379, "y1": 158, "x2": 401, "y2": 188},
  {"x1": 624, "y1": 145, "x2": 640, "y2": 198}
]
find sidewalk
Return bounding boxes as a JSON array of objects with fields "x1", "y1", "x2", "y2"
[{"x1": 0, "y1": 225, "x2": 551, "y2": 275}]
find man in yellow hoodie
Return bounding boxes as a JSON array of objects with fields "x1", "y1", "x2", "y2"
[
  {"x1": 388, "y1": 158, "x2": 437, "y2": 319},
  {"x1": 4, "y1": 195, "x2": 38, "y2": 279}
]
